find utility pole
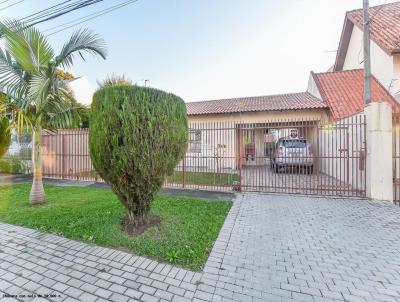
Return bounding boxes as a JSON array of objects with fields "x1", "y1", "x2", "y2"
[{"x1": 363, "y1": 0, "x2": 372, "y2": 104}]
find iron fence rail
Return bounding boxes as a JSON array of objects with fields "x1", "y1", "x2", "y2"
[{"x1": 41, "y1": 116, "x2": 366, "y2": 197}]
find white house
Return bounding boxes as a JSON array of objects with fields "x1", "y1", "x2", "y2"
[
  {"x1": 67, "y1": 76, "x2": 95, "y2": 106},
  {"x1": 334, "y1": 1, "x2": 400, "y2": 101}
]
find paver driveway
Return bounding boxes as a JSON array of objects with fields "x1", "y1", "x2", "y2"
[
  {"x1": 1, "y1": 194, "x2": 400, "y2": 302},
  {"x1": 198, "y1": 194, "x2": 400, "y2": 302}
]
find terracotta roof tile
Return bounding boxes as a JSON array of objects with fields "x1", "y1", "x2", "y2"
[
  {"x1": 186, "y1": 92, "x2": 328, "y2": 116},
  {"x1": 312, "y1": 69, "x2": 400, "y2": 120},
  {"x1": 347, "y1": 2, "x2": 400, "y2": 54}
]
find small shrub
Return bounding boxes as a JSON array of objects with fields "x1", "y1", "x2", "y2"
[
  {"x1": 89, "y1": 85, "x2": 188, "y2": 229},
  {"x1": 0, "y1": 115, "x2": 11, "y2": 158},
  {"x1": 0, "y1": 157, "x2": 28, "y2": 174},
  {"x1": 0, "y1": 159, "x2": 11, "y2": 173}
]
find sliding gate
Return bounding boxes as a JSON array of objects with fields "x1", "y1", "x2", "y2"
[
  {"x1": 236, "y1": 117, "x2": 366, "y2": 196},
  {"x1": 41, "y1": 116, "x2": 366, "y2": 197}
]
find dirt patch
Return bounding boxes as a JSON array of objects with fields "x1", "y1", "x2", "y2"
[{"x1": 122, "y1": 215, "x2": 161, "y2": 236}]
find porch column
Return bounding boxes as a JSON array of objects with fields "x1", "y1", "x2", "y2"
[{"x1": 365, "y1": 101, "x2": 393, "y2": 201}]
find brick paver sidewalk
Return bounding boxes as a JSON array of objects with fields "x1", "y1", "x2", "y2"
[
  {"x1": 0, "y1": 223, "x2": 201, "y2": 302},
  {"x1": 2, "y1": 194, "x2": 400, "y2": 302}
]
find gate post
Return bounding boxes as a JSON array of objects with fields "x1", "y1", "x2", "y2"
[{"x1": 365, "y1": 101, "x2": 393, "y2": 201}]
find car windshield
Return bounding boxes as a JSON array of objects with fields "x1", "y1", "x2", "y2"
[{"x1": 282, "y1": 140, "x2": 307, "y2": 148}]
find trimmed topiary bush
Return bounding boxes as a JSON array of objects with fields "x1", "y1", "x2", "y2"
[{"x1": 89, "y1": 85, "x2": 188, "y2": 229}]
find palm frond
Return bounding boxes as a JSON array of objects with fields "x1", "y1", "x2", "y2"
[
  {"x1": 55, "y1": 28, "x2": 107, "y2": 69},
  {"x1": 4, "y1": 103, "x2": 35, "y2": 134},
  {"x1": 22, "y1": 26, "x2": 54, "y2": 68},
  {"x1": 0, "y1": 22, "x2": 104, "y2": 135},
  {"x1": 0, "y1": 21, "x2": 36, "y2": 73},
  {"x1": 28, "y1": 70, "x2": 51, "y2": 109},
  {"x1": 0, "y1": 48, "x2": 29, "y2": 99},
  {"x1": 0, "y1": 20, "x2": 54, "y2": 73},
  {"x1": 15, "y1": 109, "x2": 34, "y2": 133},
  {"x1": 41, "y1": 87, "x2": 84, "y2": 130}
]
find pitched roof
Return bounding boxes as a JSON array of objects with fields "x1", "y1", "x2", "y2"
[
  {"x1": 186, "y1": 92, "x2": 329, "y2": 116},
  {"x1": 348, "y1": 2, "x2": 400, "y2": 54},
  {"x1": 312, "y1": 69, "x2": 400, "y2": 120},
  {"x1": 335, "y1": 1, "x2": 400, "y2": 70}
]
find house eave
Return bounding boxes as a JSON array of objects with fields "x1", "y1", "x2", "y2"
[{"x1": 334, "y1": 16, "x2": 354, "y2": 71}]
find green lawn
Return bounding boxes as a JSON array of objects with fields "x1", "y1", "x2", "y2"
[
  {"x1": 168, "y1": 171, "x2": 240, "y2": 186},
  {"x1": 0, "y1": 184, "x2": 231, "y2": 270}
]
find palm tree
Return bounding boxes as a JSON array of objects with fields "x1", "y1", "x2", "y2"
[{"x1": 0, "y1": 21, "x2": 106, "y2": 205}]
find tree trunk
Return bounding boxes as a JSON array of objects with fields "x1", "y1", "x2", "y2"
[
  {"x1": 127, "y1": 207, "x2": 149, "y2": 227},
  {"x1": 29, "y1": 127, "x2": 45, "y2": 205},
  {"x1": 124, "y1": 195, "x2": 152, "y2": 228}
]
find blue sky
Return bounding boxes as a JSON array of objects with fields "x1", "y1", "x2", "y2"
[{"x1": 0, "y1": 0, "x2": 395, "y2": 102}]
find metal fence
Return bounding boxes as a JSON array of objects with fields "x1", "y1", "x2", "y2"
[
  {"x1": 41, "y1": 129, "x2": 95, "y2": 181},
  {"x1": 41, "y1": 116, "x2": 366, "y2": 197}
]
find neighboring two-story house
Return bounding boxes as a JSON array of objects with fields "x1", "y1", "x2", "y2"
[
  {"x1": 334, "y1": 1, "x2": 400, "y2": 101},
  {"x1": 187, "y1": 1, "x2": 400, "y2": 124},
  {"x1": 183, "y1": 2, "x2": 400, "y2": 172}
]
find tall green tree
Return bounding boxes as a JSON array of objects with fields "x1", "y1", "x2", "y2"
[{"x1": 0, "y1": 21, "x2": 106, "y2": 204}]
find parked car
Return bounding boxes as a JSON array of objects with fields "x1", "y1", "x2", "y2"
[{"x1": 271, "y1": 138, "x2": 314, "y2": 174}]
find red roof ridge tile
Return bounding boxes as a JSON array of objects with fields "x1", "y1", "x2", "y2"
[
  {"x1": 313, "y1": 68, "x2": 363, "y2": 76},
  {"x1": 187, "y1": 91, "x2": 317, "y2": 104},
  {"x1": 186, "y1": 91, "x2": 329, "y2": 116}
]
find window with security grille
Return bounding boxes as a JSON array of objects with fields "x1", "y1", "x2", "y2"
[{"x1": 188, "y1": 130, "x2": 201, "y2": 153}]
